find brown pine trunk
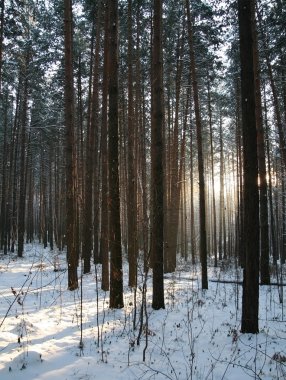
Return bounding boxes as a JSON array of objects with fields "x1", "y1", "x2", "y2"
[
  {"x1": 48, "y1": 148, "x2": 54, "y2": 251},
  {"x1": 139, "y1": 87, "x2": 149, "y2": 271},
  {"x1": 108, "y1": 0, "x2": 124, "y2": 309},
  {"x1": 64, "y1": 0, "x2": 78, "y2": 291},
  {"x1": 235, "y1": 79, "x2": 244, "y2": 266},
  {"x1": 18, "y1": 54, "x2": 30, "y2": 257},
  {"x1": 151, "y1": 0, "x2": 165, "y2": 310},
  {"x1": 100, "y1": 0, "x2": 110, "y2": 291},
  {"x1": 127, "y1": 0, "x2": 138, "y2": 288},
  {"x1": 39, "y1": 149, "x2": 47, "y2": 248},
  {"x1": 190, "y1": 123, "x2": 196, "y2": 265},
  {"x1": 26, "y1": 165, "x2": 34, "y2": 244},
  {"x1": 54, "y1": 146, "x2": 64, "y2": 251},
  {"x1": 239, "y1": 0, "x2": 260, "y2": 334},
  {"x1": 118, "y1": 99, "x2": 128, "y2": 252},
  {"x1": 1, "y1": 90, "x2": 9, "y2": 253}
]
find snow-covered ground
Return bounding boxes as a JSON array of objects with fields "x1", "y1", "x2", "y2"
[{"x1": 0, "y1": 243, "x2": 285, "y2": 380}]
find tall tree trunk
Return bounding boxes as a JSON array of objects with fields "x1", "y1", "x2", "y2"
[
  {"x1": 40, "y1": 148, "x2": 47, "y2": 248},
  {"x1": 151, "y1": 0, "x2": 165, "y2": 310},
  {"x1": 64, "y1": 0, "x2": 78, "y2": 291},
  {"x1": 252, "y1": 0, "x2": 270, "y2": 284},
  {"x1": 239, "y1": 0, "x2": 259, "y2": 334},
  {"x1": 100, "y1": 0, "x2": 110, "y2": 291},
  {"x1": 48, "y1": 147, "x2": 54, "y2": 250},
  {"x1": 108, "y1": 0, "x2": 124, "y2": 309},
  {"x1": 127, "y1": 0, "x2": 138, "y2": 288},
  {"x1": 26, "y1": 164, "x2": 34, "y2": 244},
  {"x1": 54, "y1": 146, "x2": 63, "y2": 251},
  {"x1": 1, "y1": 90, "x2": 9, "y2": 253},
  {"x1": 18, "y1": 53, "x2": 30, "y2": 257},
  {"x1": 235, "y1": 79, "x2": 244, "y2": 266},
  {"x1": 139, "y1": 87, "x2": 149, "y2": 271}
]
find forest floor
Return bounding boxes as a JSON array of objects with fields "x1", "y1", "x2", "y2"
[{"x1": 0, "y1": 243, "x2": 286, "y2": 380}]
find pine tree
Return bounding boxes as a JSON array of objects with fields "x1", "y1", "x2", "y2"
[
  {"x1": 108, "y1": 0, "x2": 124, "y2": 309},
  {"x1": 151, "y1": 0, "x2": 165, "y2": 310},
  {"x1": 64, "y1": 0, "x2": 78, "y2": 291},
  {"x1": 239, "y1": 0, "x2": 260, "y2": 334}
]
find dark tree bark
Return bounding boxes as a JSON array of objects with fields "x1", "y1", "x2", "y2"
[
  {"x1": 189, "y1": 121, "x2": 196, "y2": 266},
  {"x1": 48, "y1": 147, "x2": 54, "y2": 251},
  {"x1": 127, "y1": 0, "x2": 138, "y2": 288},
  {"x1": 108, "y1": 0, "x2": 124, "y2": 309},
  {"x1": 26, "y1": 164, "x2": 34, "y2": 244},
  {"x1": 151, "y1": 0, "x2": 165, "y2": 310},
  {"x1": 18, "y1": 52, "x2": 30, "y2": 258},
  {"x1": 100, "y1": 0, "x2": 110, "y2": 291},
  {"x1": 141, "y1": 91, "x2": 149, "y2": 271},
  {"x1": 39, "y1": 147, "x2": 47, "y2": 248},
  {"x1": 239, "y1": 0, "x2": 260, "y2": 334},
  {"x1": 54, "y1": 146, "x2": 65, "y2": 252},
  {"x1": 234, "y1": 78, "x2": 244, "y2": 266},
  {"x1": 64, "y1": 0, "x2": 78, "y2": 291},
  {"x1": 0, "y1": 90, "x2": 9, "y2": 253}
]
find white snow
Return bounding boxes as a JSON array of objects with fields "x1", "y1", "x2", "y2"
[{"x1": 0, "y1": 243, "x2": 285, "y2": 380}]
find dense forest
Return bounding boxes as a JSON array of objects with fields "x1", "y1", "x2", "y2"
[{"x1": 0, "y1": 0, "x2": 286, "y2": 350}]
